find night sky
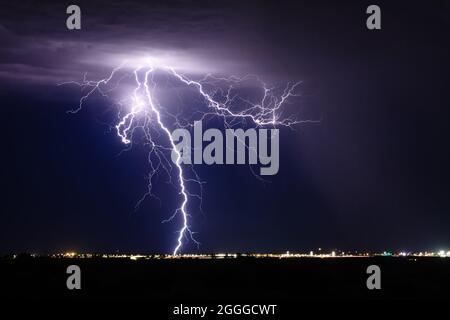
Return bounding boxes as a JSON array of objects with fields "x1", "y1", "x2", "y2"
[{"x1": 1, "y1": 0, "x2": 449, "y2": 254}]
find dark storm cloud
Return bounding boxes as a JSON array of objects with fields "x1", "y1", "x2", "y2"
[{"x1": 0, "y1": 0, "x2": 259, "y2": 84}]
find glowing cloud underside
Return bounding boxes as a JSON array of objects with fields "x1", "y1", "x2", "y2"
[{"x1": 62, "y1": 60, "x2": 312, "y2": 255}]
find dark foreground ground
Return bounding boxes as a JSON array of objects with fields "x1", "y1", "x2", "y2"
[{"x1": 0, "y1": 256, "x2": 448, "y2": 302}]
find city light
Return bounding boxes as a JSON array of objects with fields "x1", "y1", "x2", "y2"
[{"x1": 23, "y1": 249, "x2": 446, "y2": 260}]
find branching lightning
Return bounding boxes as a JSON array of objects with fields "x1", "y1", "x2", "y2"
[{"x1": 62, "y1": 60, "x2": 312, "y2": 255}]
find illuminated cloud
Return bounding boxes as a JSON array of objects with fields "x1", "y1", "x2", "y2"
[{"x1": 0, "y1": 1, "x2": 253, "y2": 84}]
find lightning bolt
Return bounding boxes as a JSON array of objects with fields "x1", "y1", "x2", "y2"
[{"x1": 62, "y1": 61, "x2": 313, "y2": 255}]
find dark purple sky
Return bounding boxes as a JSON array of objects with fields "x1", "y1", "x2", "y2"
[{"x1": 1, "y1": 0, "x2": 450, "y2": 254}]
